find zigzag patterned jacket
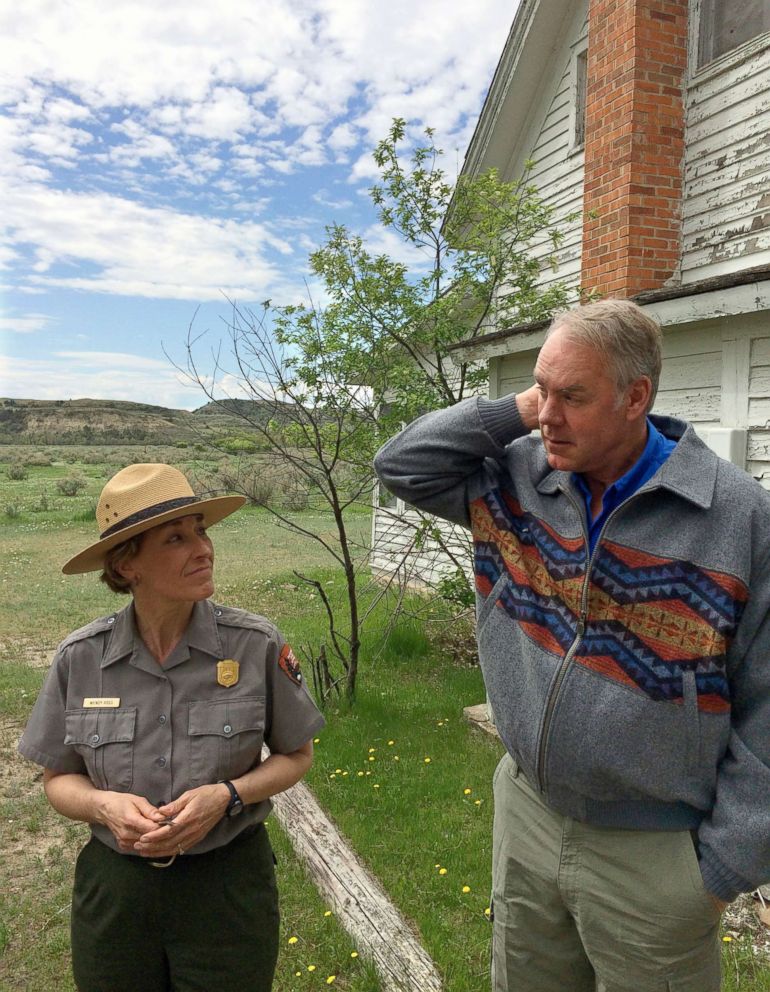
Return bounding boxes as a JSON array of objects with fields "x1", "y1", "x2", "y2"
[{"x1": 374, "y1": 394, "x2": 770, "y2": 902}]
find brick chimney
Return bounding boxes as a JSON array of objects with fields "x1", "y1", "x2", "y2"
[{"x1": 581, "y1": 0, "x2": 688, "y2": 297}]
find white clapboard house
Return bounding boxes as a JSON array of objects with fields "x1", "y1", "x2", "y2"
[{"x1": 371, "y1": 0, "x2": 770, "y2": 587}]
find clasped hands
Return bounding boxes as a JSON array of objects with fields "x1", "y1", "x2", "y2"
[{"x1": 98, "y1": 783, "x2": 229, "y2": 858}]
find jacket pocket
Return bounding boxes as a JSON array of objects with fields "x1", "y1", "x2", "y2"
[
  {"x1": 682, "y1": 669, "x2": 701, "y2": 776},
  {"x1": 64, "y1": 708, "x2": 136, "y2": 791},
  {"x1": 187, "y1": 696, "x2": 266, "y2": 787},
  {"x1": 476, "y1": 572, "x2": 509, "y2": 633}
]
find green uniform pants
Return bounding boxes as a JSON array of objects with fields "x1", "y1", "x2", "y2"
[
  {"x1": 492, "y1": 753, "x2": 722, "y2": 992},
  {"x1": 71, "y1": 823, "x2": 279, "y2": 992}
]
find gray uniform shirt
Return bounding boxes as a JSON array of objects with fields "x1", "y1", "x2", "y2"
[{"x1": 18, "y1": 599, "x2": 325, "y2": 854}]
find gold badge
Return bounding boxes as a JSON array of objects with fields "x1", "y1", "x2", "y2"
[
  {"x1": 217, "y1": 659, "x2": 240, "y2": 687},
  {"x1": 83, "y1": 697, "x2": 120, "y2": 708}
]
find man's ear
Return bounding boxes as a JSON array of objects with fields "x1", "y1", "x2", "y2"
[{"x1": 625, "y1": 376, "x2": 652, "y2": 420}]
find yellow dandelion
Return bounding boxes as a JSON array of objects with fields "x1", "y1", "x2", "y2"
[
  {"x1": 287, "y1": 936, "x2": 299, "y2": 945},
  {"x1": 387, "y1": 740, "x2": 395, "y2": 746},
  {"x1": 462, "y1": 885, "x2": 471, "y2": 893},
  {"x1": 366, "y1": 770, "x2": 372, "y2": 776},
  {"x1": 324, "y1": 910, "x2": 332, "y2": 917},
  {"x1": 368, "y1": 747, "x2": 376, "y2": 753},
  {"x1": 368, "y1": 755, "x2": 375, "y2": 762},
  {"x1": 474, "y1": 799, "x2": 482, "y2": 806},
  {"x1": 313, "y1": 737, "x2": 320, "y2": 744},
  {"x1": 308, "y1": 965, "x2": 316, "y2": 972},
  {"x1": 326, "y1": 977, "x2": 336, "y2": 985},
  {"x1": 329, "y1": 773, "x2": 336, "y2": 779},
  {"x1": 437, "y1": 721, "x2": 444, "y2": 726},
  {"x1": 424, "y1": 757, "x2": 431, "y2": 764},
  {"x1": 342, "y1": 771, "x2": 349, "y2": 777},
  {"x1": 295, "y1": 971, "x2": 302, "y2": 977},
  {"x1": 435, "y1": 863, "x2": 441, "y2": 868},
  {"x1": 351, "y1": 951, "x2": 359, "y2": 958},
  {"x1": 439, "y1": 867, "x2": 448, "y2": 875},
  {"x1": 722, "y1": 936, "x2": 733, "y2": 942},
  {"x1": 394, "y1": 755, "x2": 400, "y2": 761},
  {"x1": 373, "y1": 783, "x2": 380, "y2": 789},
  {"x1": 484, "y1": 907, "x2": 491, "y2": 917},
  {"x1": 335, "y1": 768, "x2": 342, "y2": 774},
  {"x1": 357, "y1": 770, "x2": 364, "y2": 777},
  {"x1": 464, "y1": 788, "x2": 472, "y2": 795}
]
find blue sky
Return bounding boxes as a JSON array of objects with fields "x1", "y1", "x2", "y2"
[{"x1": 1, "y1": 1, "x2": 517, "y2": 409}]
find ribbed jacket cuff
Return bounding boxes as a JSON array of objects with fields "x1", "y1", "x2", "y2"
[
  {"x1": 477, "y1": 395, "x2": 529, "y2": 447},
  {"x1": 699, "y1": 847, "x2": 750, "y2": 903}
]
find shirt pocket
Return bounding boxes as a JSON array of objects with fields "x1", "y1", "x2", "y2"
[
  {"x1": 64, "y1": 708, "x2": 136, "y2": 792},
  {"x1": 187, "y1": 696, "x2": 266, "y2": 787}
]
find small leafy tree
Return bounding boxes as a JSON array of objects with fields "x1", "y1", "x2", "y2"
[{"x1": 184, "y1": 119, "x2": 580, "y2": 701}]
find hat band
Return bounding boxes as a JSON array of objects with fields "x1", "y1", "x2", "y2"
[{"x1": 100, "y1": 496, "x2": 201, "y2": 539}]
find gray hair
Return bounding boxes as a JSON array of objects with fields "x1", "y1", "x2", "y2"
[
  {"x1": 546, "y1": 299, "x2": 663, "y2": 412},
  {"x1": 100, "y1": 534, "x2": 143, "y2": 595}
]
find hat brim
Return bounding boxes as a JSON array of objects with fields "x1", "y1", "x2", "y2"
[{"x1": 62, "y1": 495, "x2": 247, "y2": 575}]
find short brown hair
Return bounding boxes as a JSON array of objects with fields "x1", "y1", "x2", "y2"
[
  {"x1": 547, "y1": 299, "x2": 663, "y2": 412},
  {"x1": 100, "y1": 535, "x2": 143, "y2": 594}
]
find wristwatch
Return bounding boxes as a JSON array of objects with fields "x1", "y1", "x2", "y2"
[{"x1": 219, "y1": 779, "x2": 244, "y2": 817}]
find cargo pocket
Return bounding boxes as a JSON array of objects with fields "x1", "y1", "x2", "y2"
[
  {"x1": 188, "y1": 696, "x2": 266, "y2": 786},
  {"x1": 64, "y1": 708, "x2": 136, "y2": 791}
]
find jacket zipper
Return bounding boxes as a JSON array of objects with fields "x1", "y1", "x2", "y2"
[{"x1": 535, "y1": 486, "x2": 646, "y2": 791}]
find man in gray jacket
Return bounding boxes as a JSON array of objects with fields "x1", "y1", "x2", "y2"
[{"x1": 374, "y1": 299, "x2": 770, "y2": 992}]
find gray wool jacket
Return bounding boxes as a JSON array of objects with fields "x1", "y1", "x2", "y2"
[{"x1": 374, "y1": 393, "x2": 770, "y2": 902}]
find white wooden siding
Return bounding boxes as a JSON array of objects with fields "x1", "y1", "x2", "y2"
[
  {"x1": 370, "y1": 505, "x2": 472, "y2": 588},
  {"x1": 681, "y1": 42, "x2": 770, "y2": 281},
  {"x1": 495, "y1": 14, "x2": 588, "y2": 308}
]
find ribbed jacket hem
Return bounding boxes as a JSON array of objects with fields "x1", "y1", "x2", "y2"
[
  {"x1": 699, "y1": 847, "x2": 751, "y2": 903},
  {"x1": 477, "y1": 394, "x2": 528, "y2": 446}
]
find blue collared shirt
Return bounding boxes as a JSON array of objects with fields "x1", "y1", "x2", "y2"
[{"x1": 573, "y1": 418, "x2": 677, "y2": 555}]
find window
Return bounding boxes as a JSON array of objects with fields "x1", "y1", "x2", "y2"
[
  {"x1": 698, "y1": 0, "x2": 770, "y2": 67},
  {"x1": 568, "y1": 42, "x2": 588, "y2": 153},
  {"x1": 574, "y1": 48, "x2": 588, "y2": 148}
]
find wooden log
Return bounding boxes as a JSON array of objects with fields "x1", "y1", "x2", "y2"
[{"x1": 268, "y1": 764, "x2": 444, "y2": 992}]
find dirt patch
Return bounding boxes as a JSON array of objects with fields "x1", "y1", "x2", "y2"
[{"x1": 0, "y1": 640, "x2": 56, "y2": 669}]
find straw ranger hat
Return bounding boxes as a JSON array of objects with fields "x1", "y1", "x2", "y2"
[{"x1": 62, "y1": 463, "x2": 246, "y2": 575}]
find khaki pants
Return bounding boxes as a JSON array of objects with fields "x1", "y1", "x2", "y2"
[{"x1": 492, "y1": 753, "x2": 722, "y2": 992}]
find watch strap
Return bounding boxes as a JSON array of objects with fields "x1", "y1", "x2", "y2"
[{"x1": 219, "y1": 779, "x2": 243, "y2": 816}]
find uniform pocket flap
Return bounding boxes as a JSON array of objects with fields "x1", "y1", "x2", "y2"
[
  {"x1": 188, "y1": 696, "x2": 266, "y2": 738},
  {"x1": 64, "y1": 709, "x2": 137, "y2": 748}
]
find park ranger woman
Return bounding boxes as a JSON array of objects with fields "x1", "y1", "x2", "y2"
[{"x1": 19, "y1": 463, "x2": 324, "y2": 992}]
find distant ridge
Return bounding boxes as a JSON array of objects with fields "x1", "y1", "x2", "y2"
[{"x1": 0, "y1": 397, "x2": 286, "y2": 445}]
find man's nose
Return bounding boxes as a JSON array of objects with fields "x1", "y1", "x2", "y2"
[{"x1": 539, "y1": 396, "x2": 563, "y2": 425}]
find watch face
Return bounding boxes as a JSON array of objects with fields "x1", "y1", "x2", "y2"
[{"x1": 228, "y1": 798, "x2": 244, "y2": 817}]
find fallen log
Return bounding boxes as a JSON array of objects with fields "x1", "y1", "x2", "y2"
[{"x1": 270, "y1": 770, "x2": 443, "y2": 992}]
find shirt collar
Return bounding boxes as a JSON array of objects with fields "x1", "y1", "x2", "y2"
[
  {"x1": 101, "y1": 598, "x2": 222, "y2": 668},
  {"x1": 572, "y1": 417, "x2": 666, "y2": 505}
]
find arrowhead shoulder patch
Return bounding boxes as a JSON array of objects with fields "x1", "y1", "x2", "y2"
[{"x1": 278, "y1": 643, "x2": 303, "y2": 686}]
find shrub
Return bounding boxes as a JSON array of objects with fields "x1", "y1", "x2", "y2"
[
  {"x1": 4, "y1": 503, "x2": 21, "y2": 519},
  {"x1": 7, "y1": 462, "x2": 28, "y2": 481},
  {"x1": 33, "y1": 492, "x2": 50, "y2": 513},
  {"x1": 25, "y1": 451, "x2": 52, "y2": 467},
  {"x1": 56, "y1": 474, "x2": 87, "y2": 496}
]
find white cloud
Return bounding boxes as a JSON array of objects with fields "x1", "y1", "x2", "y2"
[
  {"x1": 2, "y1": 182, "x2": 299, "y2": 301},
  {"x1": 0, "y1": 351, "x2": 204, "y2": 409},
  {"x1": 0, "y1": 313, "x2": 53, "y2": 334}
]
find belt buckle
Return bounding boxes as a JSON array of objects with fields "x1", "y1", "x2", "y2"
[{"x1": 148, "y1": 854, "x2": 177, "y2": 869}]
